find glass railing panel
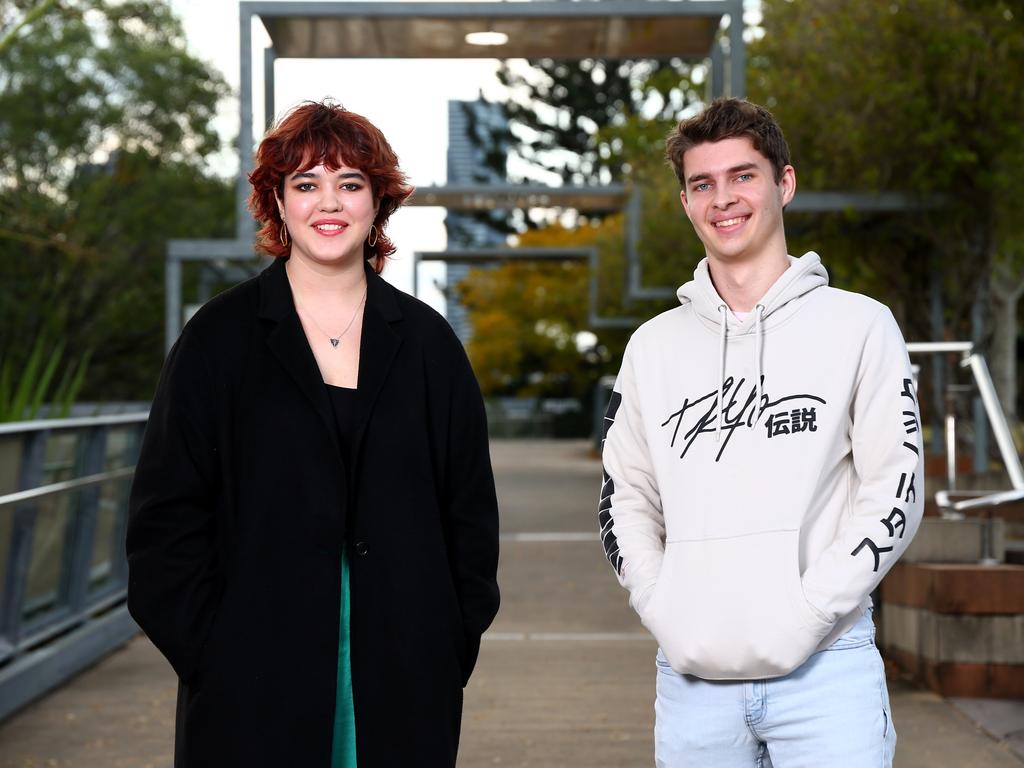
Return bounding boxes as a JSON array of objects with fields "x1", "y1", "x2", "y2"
[
  {"x1": 42, "y1": 431, "x2": 79, "y2": 484},
  {"x1": 89, "y1": 477, "x2": 131, "y2": 594},
  {"x1": 22, "y1": 492, "x2": 74, "y2": 623},
  {"x1": 0, "y1": 436, "x2": 21, "y2": 496},
  {"x1": 103, "y1": 427, "x2": 136, "y2": 471},
  {"x1": 0, "y1": 509, "x2": 11, "y2": 612}
]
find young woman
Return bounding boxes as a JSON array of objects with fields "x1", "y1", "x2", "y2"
[{"x1": 127, "y1": 101, "x2": 500, "y2": 767}]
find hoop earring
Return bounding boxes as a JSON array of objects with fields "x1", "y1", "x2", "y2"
[
  {"x1": 367, "y1": 224, "x2": 378, "y2": 247},
  {"x1": 279, "y1": 222, "x2": 289, "y2": 247}
]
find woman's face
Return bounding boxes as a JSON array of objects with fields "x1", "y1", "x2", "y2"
[{"x1": 277, "y1": 162, "x2": 377, "y2": 269}]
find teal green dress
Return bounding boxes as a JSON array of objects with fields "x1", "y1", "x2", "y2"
[
  {"x1": 330, "y1": 546, "x2": 357, "y2": 767},
  {"x1": 326, "y1": 385, "x2": 358, "y2": 767}
]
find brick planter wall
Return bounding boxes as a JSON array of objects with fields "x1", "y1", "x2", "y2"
[{"x1": 879, "y1": 563, "x2": 1024, "y2": 698}]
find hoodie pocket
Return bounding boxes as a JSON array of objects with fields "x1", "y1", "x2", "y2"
[{"x1": 640, "y1": 529, "x2": 833, "y2": 680}]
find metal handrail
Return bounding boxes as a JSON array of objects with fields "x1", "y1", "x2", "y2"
[
  {"x1": 935, "y1": 489, "x2": 1024, "y2": 512},
  {"x1": 0, "y1": 467, "x2": 136, "y2": 508},
  {"x1": 0, "y1": 411, "x2": 147, "y2": 436},
  {"x1": 907, "y1": 343, "x2": 1024, "y2": 491},
  {"x1": 911, "y1": 342, "x2": 1024, "y2": 565},
  {"x1": 905, "y1": 342, "x2": 973, "y2": 354}
]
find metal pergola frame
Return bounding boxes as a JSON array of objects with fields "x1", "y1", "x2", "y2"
[
  {"x1": 165, "y1": 0, "x2": 746, "y2": 351},
  {"x1": 415, "y1": 246, "x2": 641, "y2": 330},
  {"x1": 412, "y1": 183, "x2": 641, "y2": 328}
]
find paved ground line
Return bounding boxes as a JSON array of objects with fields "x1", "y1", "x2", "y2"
[
  {"x1": 499, "y1": 532, "x2": 597, "y2": 542},
  {"x1": 483, "y1": 631, "x2": 651, "y2": 642}
]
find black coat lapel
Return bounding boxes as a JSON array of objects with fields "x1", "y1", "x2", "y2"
[
  {"x1": 257, "y1": 257, "x2": 343, "y2": 465},
  {"x1": 352, "y1": 264, "x2": 403, "y2": 475}
]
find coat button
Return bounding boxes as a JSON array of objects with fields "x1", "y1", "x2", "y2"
[{"x1": 354, "y1": 541, "x2": 368, "y2": 556}]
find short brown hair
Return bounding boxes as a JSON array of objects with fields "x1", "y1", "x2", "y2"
[
  {"x1": 665, "y1": 98, "x2": 791, "y2": 187},
  {"x1": 248, "y1": 101, "x2": 413, "y2": 273}
]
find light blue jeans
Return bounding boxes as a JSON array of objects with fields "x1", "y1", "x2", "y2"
[{"x1": 654, "y1": 609, "x2": 896, "y2": 767}]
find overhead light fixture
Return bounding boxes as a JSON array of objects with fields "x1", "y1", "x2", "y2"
[{"x1": 465, "y1": 31, "x2": 509, "y2": 46}]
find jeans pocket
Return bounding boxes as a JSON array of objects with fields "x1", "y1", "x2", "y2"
[{"x1": 824, "y1": 608, "x2": 875, "y2": 651}]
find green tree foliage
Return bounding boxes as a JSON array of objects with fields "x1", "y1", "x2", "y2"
[
  {"x1": 489, "y1": 58, "x2": 702, "y2": 186},
  {"x1": 0, "y1": 0, "x2": 233, "y2": 401},
  {"x1": 0, "y1": 334, "x2": 89, "y2": 421},
  {"x1": 749, "y1": 0, "x2": 1024, "y2": 420},
  {"x1": 749, "y1": 0, "x2": 1024, "y2": 340}
]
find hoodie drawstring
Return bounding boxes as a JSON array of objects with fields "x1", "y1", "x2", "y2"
[
  {"x1": 754, "y1": 304, "x2": 765, "y2": 420},
  {"x1": 717, "y1": 304, "x2": 767, "y2": 440},
  {"x1": 717, "y1": 305, "x2": 727, "y2": 441}
]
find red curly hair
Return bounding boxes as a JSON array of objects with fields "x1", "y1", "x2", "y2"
[{"x1": 248, "y1": 101, "x2": 413, "y2": 273}]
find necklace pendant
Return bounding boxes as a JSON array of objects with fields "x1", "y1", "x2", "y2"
[{"x1": 330, "y1": 338, "x2": 340, "y2": 348}]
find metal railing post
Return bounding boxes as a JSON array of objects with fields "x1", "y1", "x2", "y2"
[
  {"x1": 965, "y1": 353, "x2": 1024, "y2": 489},
  {"x1": 0, "y1": 431, "x2": 47, "y2": 650},
  {"x1": 64, "y1": 426, "x2": 107, "y2": 616},
  {"x1": 109, "y1": 423, "x2": 145, "y2": 589}
]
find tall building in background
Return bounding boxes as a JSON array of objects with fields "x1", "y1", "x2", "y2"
[{"x1": 445, "y1": 99, "x2": 510, "y2": 345}]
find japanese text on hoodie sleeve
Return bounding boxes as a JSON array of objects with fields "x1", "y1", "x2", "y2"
[
  {"x1": 599, "y1": 339, "x2": 665, "y2": 616},
  {"x1": 801, "y1": 308, "x2": 924, "y2": 622}
]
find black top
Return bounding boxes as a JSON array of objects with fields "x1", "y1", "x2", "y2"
[{"x1": 326, "y1": 384, "x2": 358, "y2": 477}]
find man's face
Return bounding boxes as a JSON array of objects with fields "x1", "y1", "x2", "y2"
[{"x1": 679, "y1": 137, "x2": 795, "y2": 265}]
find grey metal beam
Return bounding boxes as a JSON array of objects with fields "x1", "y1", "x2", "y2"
[
  {"x1": 238, "y1": 3, "x2": 255, "y2": 242},
  {"x1": 413, "y1": 247, "x2": 640, "y2": 329},
  {"x1": 788, "y1": 191, "x2": 943, "y2": 213},
  {"x1": 244, "y1": 1, "x2": 732, "y2": 21},
  {"x1": 246, "y1": 0, "x2": 730, "y2": 67},
  {"x1": 168, "y1": 239, "x2": 258, "y2": 259},
  {"x1": 0, "y1": 468, "x2": 136, "y2": 510},
  {"x1": 0, "y1": 413, "x2": 147, "y2": 436},
  {"x1": 166, "y1": 255, "x2": 182, "y2": 354},
  {"x1": 110, "y1": 426, "x2": 145, "y2": 590},
  {"x1": 417, "y1": 247, "x2": 592, "y2": 263},
  {"x1": 165, "y1": 244, "x2": 266, "y2": 350},
  {"x1": 0, "y1": 432, "x2": 46, "y2": 651},
  {"x1": 264, "y1": 46, "x2": 277, "y2": 132},
  {"x1": 624, "y1": 188, "x2": 641, "y2": 307},
  {"x1": 408, "y1": 184, "x2": 628, "y2": 211},
  {"x1": 64, "y1": 428, "x2": 107, "y2": 618},
  {"x1": 728, "y1": 0, "x2": 745, "y2": 98},
  {"x1": 710, "y1": 40, "x2": 725, "y2": 100},
  {"x1": 0, "y1": 605, "x2": 138, "y2": 723}
]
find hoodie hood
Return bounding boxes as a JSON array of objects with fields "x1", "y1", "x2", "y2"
[
  {"x1": 676, "y1": 251, "x2": 829, "y2": 332},
  {"x1": 675, "y1": 252, "x2": 830, "y2": 440}
]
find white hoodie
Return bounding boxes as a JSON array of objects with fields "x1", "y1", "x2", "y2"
[{"x1": 600, "y1": 252, "x2": 923, "y2": 680}]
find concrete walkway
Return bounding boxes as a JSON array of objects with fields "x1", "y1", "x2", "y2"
[{"x1": 0, "y1": 440, "x2": 1021, "y2": 767}]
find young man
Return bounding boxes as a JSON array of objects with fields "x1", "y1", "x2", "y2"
[{"x1": 599, "y1": 98, "x2": 923, "y2": 767}]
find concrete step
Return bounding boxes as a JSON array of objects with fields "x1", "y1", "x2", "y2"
[{"x1": 903, "y1": 517, "x2": 1006, "y2": 563}]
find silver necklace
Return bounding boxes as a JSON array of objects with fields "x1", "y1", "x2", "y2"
[{"x1": 297, "y1": 288, "x2": 367, "y2": 348}]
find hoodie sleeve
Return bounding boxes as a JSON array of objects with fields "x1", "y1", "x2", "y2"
[
  {"x1": 801, "y1": 307, "x2": 924, "y2": 623},
  {"x1": 599, "y1": 338, "x2": 666, "y2": 616}
]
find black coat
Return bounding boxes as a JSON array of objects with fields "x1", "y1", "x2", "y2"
[{"x1": 126, "y1": 257, "x2": 500, "y2": 767}]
